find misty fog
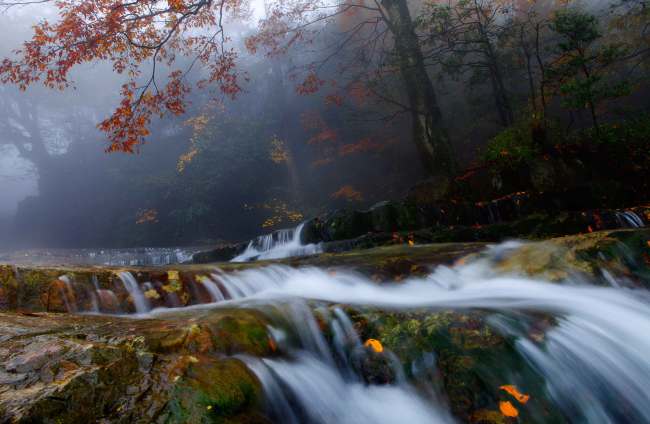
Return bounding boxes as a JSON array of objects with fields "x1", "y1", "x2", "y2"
[{"x1": 0, "y1": 0, "x2": 647, "y2": 251}]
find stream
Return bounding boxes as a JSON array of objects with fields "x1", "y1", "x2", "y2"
[{"x1": 39, "y1": 236, "x2": 650, "y2": 424}]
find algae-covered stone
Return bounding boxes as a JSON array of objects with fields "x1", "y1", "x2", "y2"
[
  {"x1": 491, "y1": 228, "x2": 650, "y2": 284},
  {"x1": 358, "y1": 309, "x2": 564, "y2": 423},
  {"x1": 163, "y1": 358, "x2": 266, "y2": 424},
  {"x1": 0, "y1": 309, "x2": 270, "y2": 424}
]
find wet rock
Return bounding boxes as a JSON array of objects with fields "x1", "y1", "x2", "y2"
[
  {"x1": 162, "y1": 358, "x2": 266, "y2": 423},
  {"x1": 192, "y1": 242, "x2": 248, "y2": 264},
  {"x1": 351, "y1": 348, "x2": 396, "y2": 385},
  {"x1": 0, "y1": 310, "x2": 269, "y2": 423},
  {"x1": 358, "y1": 309, "x2": 563, "y2": 423},
  {"x1": 6, "y1": 342, "x2": 63, "y2": 373},
  {"x1": 0, "y1": 370, "x2": 27, "y2": 386}
]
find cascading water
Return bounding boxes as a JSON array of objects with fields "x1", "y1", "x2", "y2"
[
  {"x1": 117, "y1": 271, "x2": 150, "y2": 314},
  {"x1": 52, "y1": 239, "x2": 650, "y2": 423},
  {"x1": 231, "y1": 223, "x2": 322, "y2": 262},
  {"x1": 616, "y1": 210, "x2": 646, "y2": 228}
]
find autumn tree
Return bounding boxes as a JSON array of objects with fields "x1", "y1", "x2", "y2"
[
  {"x1": 0, "y1": 0, "x2": 247, "y2": 153},
  {"x1": 248, "y1": 0, "x2": 459, "y2": 178}
]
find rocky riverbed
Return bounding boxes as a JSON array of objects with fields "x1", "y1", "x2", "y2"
[{"x1": 1, "y1": 229, "x2": 649, "y2": 423}]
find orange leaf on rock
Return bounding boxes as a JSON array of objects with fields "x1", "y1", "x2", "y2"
[
  {"x1": 499, "y1": 401, "x2": 519, "y2": 417},
  {"x1": 500, "y1": 385, "x2": 530, "y2": 404},
  {"x1": 364, "y1": 339, "x2": 383, "y2": 353}
]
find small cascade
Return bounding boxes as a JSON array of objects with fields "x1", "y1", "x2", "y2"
[
  {"x1": 22, "y1": 240, "x2": 650, "y2": 422},
  {"x1": 247, "y1": 354, "x2": 450, "y2": 424},
  {"x1": 1, "y1": 247, "x2": 199, "y2": 266},
  {"x1": 117, "y1": 272, "x2": 150, "y2": 314},
  {"x1": 616, "y1": 210, "x2": 646, "y2": 228},
  {"x1": 57, "y1": 275, "x2": 78, "y2": 313},
  {"x1": 231, "y1": 223, "x2": 322, "y2": 262},
  {"x1": 241, "y1": 300, "x2": 452, "y2": 424}
]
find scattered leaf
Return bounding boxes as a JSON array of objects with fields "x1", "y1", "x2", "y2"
[
  {"x1": 500, "y1": 385, "x2": 530, "y2": 404},
  {"x1": 364, "y1": 339, "x2": 383, "y2": 353},
  {"x1": 499, "y1": 401, "x2": 519, "y2": 418}
]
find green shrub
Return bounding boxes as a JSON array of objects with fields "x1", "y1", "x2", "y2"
[{"x1": 484, "y1": 119, "x2": 542, "y2": 169}]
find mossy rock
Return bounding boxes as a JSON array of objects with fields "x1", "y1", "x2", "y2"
[
  {"x1": 0, "y1": 309, "x2": 271, "y2": 423},
  {"x1": 359, "y1": 309, "x2": 564, "y2": 423},
  {"x1": 490, "y1": 229, "x2": 650, "y2": 283},
  {"x1": 163, "y1": 358, "x2": 266, "y2": 424}
]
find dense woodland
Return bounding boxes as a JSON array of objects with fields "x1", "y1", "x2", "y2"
[{"x1": 0, "y1": 0, "x2": 648, "y2": 248}]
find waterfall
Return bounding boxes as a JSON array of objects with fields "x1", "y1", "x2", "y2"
[
  {"x1": 206, "y1": 260, "x2": 650, "y2": 423},
  {"x1": 246, "y1": 354, "x2": 452, "y2": 424},
  {"x1": 231, "y1": 223, "x2": 322, "y2": 262},
  {"x1": 616, "y1": 210, "x2": 646, "y2": 228},
  {"x1": 47, "y1": 240, "x2": 650, "y2": 422},
  {"x1": 199, "y1": 276, "x2": 225, "y2": 302},
  {"x1": 57, "y1": 275, "x2": 77, "y2": 313},
  {"x1": 117, "y1": 271, "x2": 150, "y2": 314},
  {"x1": 240, "y1": 300, "x2": 453, "y2": 424}
]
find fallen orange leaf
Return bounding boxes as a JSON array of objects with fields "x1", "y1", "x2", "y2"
[
  {"x1": 499, "y1": 401, "x2": 519, "y2": 417},
  {"x1": 500, "y1": 385, "x2": 530, "y2": 404},
  {"x1": 364, "y1": 339, "x2": 384, "y2": 353}
]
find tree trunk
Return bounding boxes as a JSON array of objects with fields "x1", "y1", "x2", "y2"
[
  {"x1": 271, "y1": 60, "x2": 303, "y2": 205},
  {"x1": 473, "y1": 0, "x2": 513, "y2": 127},
  {"x1": 381, "y1": 0, "x2": 458, "y2": 178}
]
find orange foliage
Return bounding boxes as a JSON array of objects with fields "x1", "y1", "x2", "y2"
[
  {"x1": 308, "y1": 128, "x2": 338, "y2": 145},
  {"x1": 331, "y1": 185, "x2": 363, "y2": 202},
  {"x1": 0, "y1": 0, "x2": 245, "y2": 152},
  {"x1": 500, "y1": 385, "x2": 530, "y2": 404},
  {"x1": 364, "y1": 339, "x2": 383, "y2": 353},
  {"x1": 325, "y1": 93, "x2": 344, "y2": 107},
  {"x1": 136, "y1": 209, "x2": 158, "y2": 224},
  {"x1": 499, "y1": 401, "x2": 519, "y2": 418},
  {"x1": 297, "y1": 72, "x2": 325, "y2": 95},
  {"x1": 338, "y1": 138, "x2": 384, "y2": 156}
]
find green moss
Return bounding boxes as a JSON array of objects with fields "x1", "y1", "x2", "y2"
[
  {"x1": 165, "y1": 358, "x2": 263, "y2": 424},
  {"x1": 208, "y1": 313, "x2": 271, "y2": 356},
  {"x1": 360, "y1": 309, "x2": 563, "y2": 423},
  {"x1": 484, "y1": 119, "x2": 543, "y2": 169}
]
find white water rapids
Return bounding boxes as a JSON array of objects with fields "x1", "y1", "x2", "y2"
[
  {"x1": 66, "y1": 240, "x2": 650, "y2": 423},
  {"x1": 202, "y1": 259, "x2": 648, "y2": 423},
  {"x1": 231, "y1": 223, "x2": 322, "y2": 262}
]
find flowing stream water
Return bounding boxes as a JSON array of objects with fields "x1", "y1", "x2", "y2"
[
  {"x1": 50, "y1": 240, "x2": 650, "y2": 423},
  {"x1": 231, "y1": 223, "x2": 322, "y2": 262}
]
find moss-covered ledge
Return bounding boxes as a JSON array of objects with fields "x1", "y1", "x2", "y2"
[{"x1": 0, "y1": 307, "x2": 277, "y2": 423}]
